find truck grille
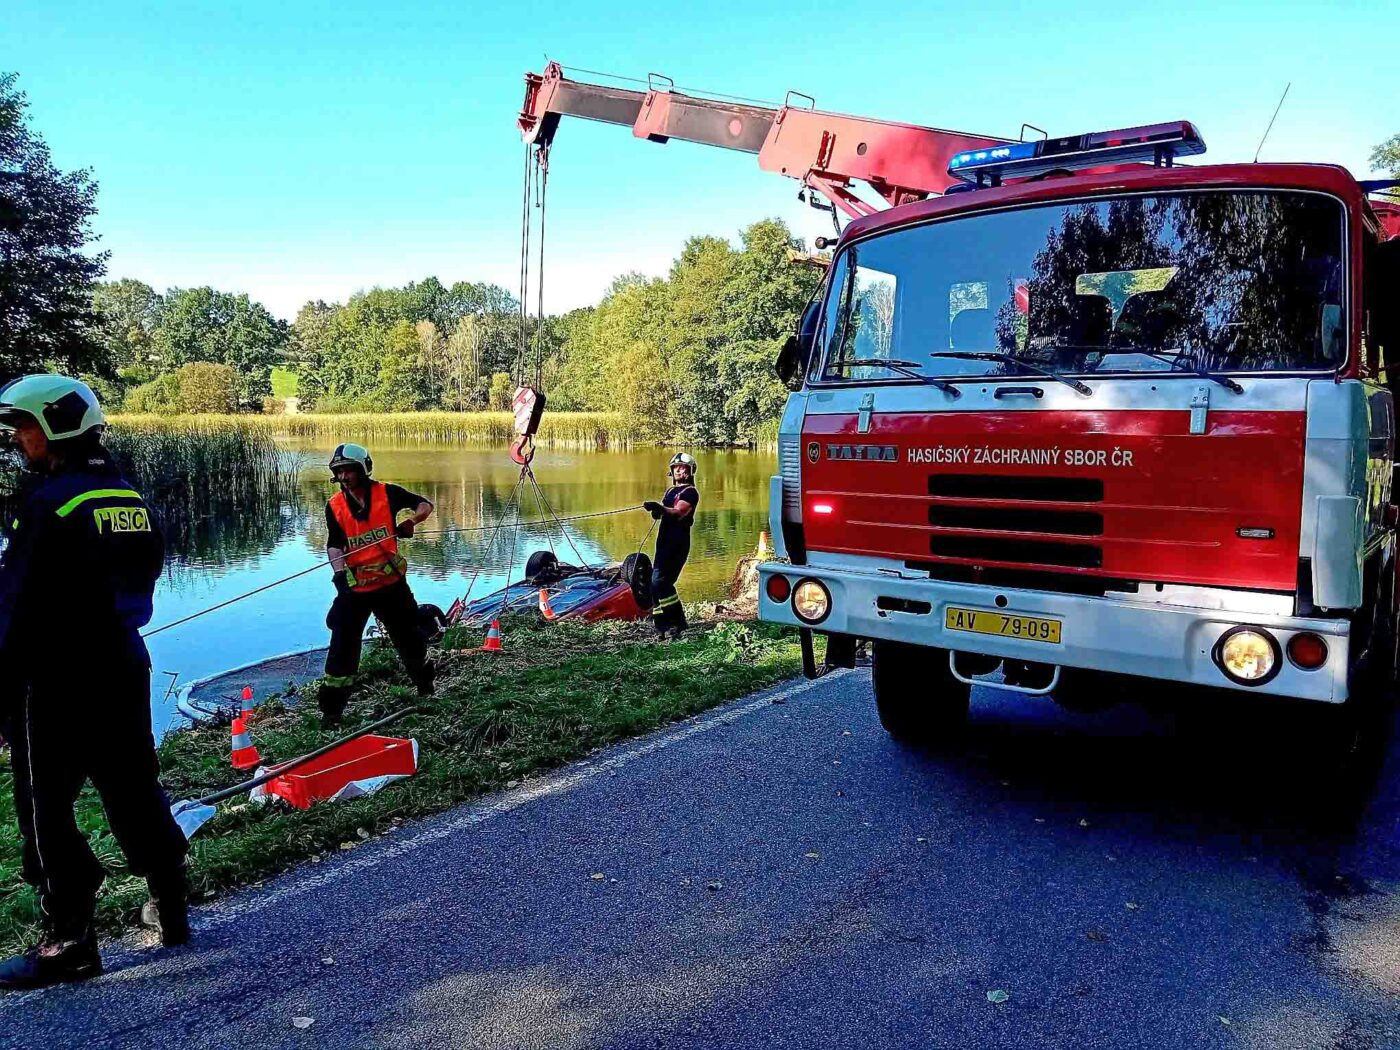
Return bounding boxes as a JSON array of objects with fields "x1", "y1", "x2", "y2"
[
  {"x1": 778, "y1": 436, "x2": 803, "y2": 521},
  {"x1": 929, "y1": 474, "x2": 1104, "y2": 502},
  {"x1": 929, "y1": 535, "x2": 1103, "y2": 568},
  {"x1": 928, "y1": 505, "x2": 1103, "y2": 536},
  {"x1": 928, "y1": 473, "x2": 1103, "y2": 568}
]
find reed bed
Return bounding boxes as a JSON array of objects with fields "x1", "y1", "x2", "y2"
[
  {"x1": 104, "y1": 417, "x2": 304, "y2": 562},
  {"x1": 109, "y1": 411, "x2": 639, "y2": 449}
]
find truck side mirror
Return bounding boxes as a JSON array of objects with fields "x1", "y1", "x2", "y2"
[{"x1": 775, "y1": 300, "x2": 821, "y2": 390}]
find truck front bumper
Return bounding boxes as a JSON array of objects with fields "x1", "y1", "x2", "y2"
[{"x1": 758, "y1": 562, "x2": 1351, "y2": 703}]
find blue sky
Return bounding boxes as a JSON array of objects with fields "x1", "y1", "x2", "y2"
[{"x1": 6, "y1": 0, "x2": 1395, "y2": 319}]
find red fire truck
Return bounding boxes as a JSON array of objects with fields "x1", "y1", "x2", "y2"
[
  {"x1": 761, "y1": 130, "x2": 1400, "y2": 765},
  {"x1": 519, "y1": 65, "x2": 1400, "y2": 768}
]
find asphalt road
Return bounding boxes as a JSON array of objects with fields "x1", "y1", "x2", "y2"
[{"x1": 3, "y1": 670, "x2": 1400, "y2": 1050}]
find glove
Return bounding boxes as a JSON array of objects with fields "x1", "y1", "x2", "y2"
[
  {"x1": 333, "y1": 570, "x2": 352, "y2": 598},
  {"x1": 643, "y1": 500, "x2": 663, "y2": 520},
  {"x1": 395, "y1": 519, "x2": 416, "y2": 539}
]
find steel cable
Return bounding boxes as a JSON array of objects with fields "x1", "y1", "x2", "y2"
[{"x1": 141, "y1": 502, "x2": 645, "y2": 638}]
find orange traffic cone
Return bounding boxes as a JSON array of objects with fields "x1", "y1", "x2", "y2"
[
  {"x1": 538, "y1": 588, "x2": 557, "y2": 620},
  {"x1": 230, "y1": 716, "x2": 261, "y2": 770},
  {"x1": 482, "y1": 619, "x2": 503, "y2": 652},
  {"x1": 240, "y1": 685, "x2": 257, "y2": 719}
]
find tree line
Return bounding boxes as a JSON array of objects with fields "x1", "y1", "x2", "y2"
[
  {"x1": 6, "y1": 69, "x2": 1398, "y2": 445},
  {"x1": 81, "y1": 215, "x2": 819, "y2": 446},
  {"x1": 3, "y1": 72, "x2": 819, "y2": 444}
]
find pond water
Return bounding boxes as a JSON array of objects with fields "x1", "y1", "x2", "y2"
[{"x1": 145, "y1": 442, "x2": 776, "y2": 736}]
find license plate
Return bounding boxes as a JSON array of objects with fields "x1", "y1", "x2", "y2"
[{"x1": 945, "y1": 606, "x2": 1062, "y2": 644}]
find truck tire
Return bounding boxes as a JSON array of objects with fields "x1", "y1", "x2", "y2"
[
  {"x1": 872, "y1": 640, "x2": 971, "y2": 746},
  {"x1": 1311, "y1": 568, "x2": 1398, "y2": 822}
]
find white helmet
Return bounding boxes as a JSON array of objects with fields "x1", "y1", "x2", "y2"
[
  {"x1": 669, "y1": 452, "x2": 696, "y2": 480},
  {"x1": 329, "y1": 442, "x2": 373, "y2": 477},
  {"x1": 0, "y1": 374, "x2": 105, "y2": 441}
]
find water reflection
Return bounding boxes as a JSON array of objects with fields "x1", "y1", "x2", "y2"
[{"x1": 143, "y1": 442, "x2": 775, "y2": 737}]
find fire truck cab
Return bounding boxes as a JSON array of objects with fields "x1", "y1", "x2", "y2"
[{"x1": 759, "y1": 124, "x2": 1400, "y2": 764}]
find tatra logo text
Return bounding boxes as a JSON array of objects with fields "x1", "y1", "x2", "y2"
[{"x1": 827, "y1": 444, "x2": 898, "y2": 463}]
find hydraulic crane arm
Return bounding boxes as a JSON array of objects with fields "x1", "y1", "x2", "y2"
[{"x1": 518, "y1": 62, "x2": 1013, "y2": 218}]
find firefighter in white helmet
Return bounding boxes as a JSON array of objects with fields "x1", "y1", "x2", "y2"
[
  {"x1": 642, "y1": 453, "x2": 700, "y2": 638},
  {"x1": 319, "y1": 442, "x2": 436, "y2": 727},
  {"x1": 0, "y1": 375, "x2": 189, "y2": 988}
]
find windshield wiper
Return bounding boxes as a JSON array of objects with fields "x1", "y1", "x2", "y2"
[
  {"x1": 1098, "y1": 347, "x2": 1244, "y2": 394},
  {"x1": 827, "y1": 357, "x2": 961, "y2": 398},
  {"x1": 926, "y1": 351, "x2": 1093, "y2": 396}
]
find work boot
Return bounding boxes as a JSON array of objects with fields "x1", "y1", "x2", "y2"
[
  {"x1": 318, "y1": 683, "x2": 351, "y2": 730},
  {"x1": 0, "y1": 927, "x2": 102, "y2": 990},
  {"x1": 413, "y1": 660, "x2": 436, "y2": 698},
  {"x1": 141, "y1": 869, "x2": 191, "y2": 947}
]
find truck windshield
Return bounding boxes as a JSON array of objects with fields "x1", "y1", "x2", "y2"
[{"x1": 818, "y1": 190, "x2": 1347, "y2": 383}]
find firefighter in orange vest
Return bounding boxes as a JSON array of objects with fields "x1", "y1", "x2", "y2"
[{"x1": 319, "y1": 443, "x2": 436, "y2": 727}]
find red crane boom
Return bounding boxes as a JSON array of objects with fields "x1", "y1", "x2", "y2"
[{"x1": 518, "y1": 62, "x2": 1013, "y2": 218}]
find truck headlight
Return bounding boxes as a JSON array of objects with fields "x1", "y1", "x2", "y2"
[
  {"x1": 792, "y1": 579, "x2": 831, "y2": 624},
  {"x1": 1214, "y1": 627, "x2": 1280, "y2": 686}
]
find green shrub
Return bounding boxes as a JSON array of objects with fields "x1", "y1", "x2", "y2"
[{"x1": 488, "y1": 371, "x2": 514, "y2": 411}]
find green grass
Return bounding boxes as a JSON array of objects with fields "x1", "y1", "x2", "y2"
[
  {"x1": 0, "y1": 616, "x2": 801, "y2": 955},
  {"x1": 270, "y1": 367, "x2": 299, "y2": 399}
]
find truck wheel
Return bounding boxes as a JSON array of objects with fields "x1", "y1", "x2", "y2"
[
  {"x1": 872, "y1": 640, "x2": 971, "y2": 746},
  {"x1": 1313, "y1": 585, "x2": 1398, "y2": 822}
]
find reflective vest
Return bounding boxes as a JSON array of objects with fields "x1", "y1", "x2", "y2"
[{"x1": 329, "y1": 482, "x2": 407, "y2": 592}]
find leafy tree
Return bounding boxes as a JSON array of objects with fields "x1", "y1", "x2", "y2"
[
  {"x1": 0, "y1": 73, "x2": 107, "y2": 380},
  {"x1": 375, "y1": 321, "x2": 432, "y2": 410},
  {"x1": 273, "y1": 224, "x2": 813, "y2": 439},
  {"x1": 92, "y1": 278, "x2": 163, "y2": 383},
  {"x1": 122, "y1": 371, "x2": 181, "y2": 413},
  {"x1": 287, "y1": 299, "x2": 334, "y2": 407},
  {"x1": 290, "y1": 279, "x2": 518, "y2": 411},
  {"x1": 487, "y1": 371, "x2": 514, "y2": 411},
  {"x1": 442, "y1": 315, "x2": 486, "y2": 410},
  {"x1": 153, "y1": 287, "x2": 287, "y2": 404},
  {"x1": 664, "y1": 236, "x2": 737, "y2": 444},
  {"x1": 1374, "y1": 135, "x2": 1400, "y2": 201},
  {"x1": 123, "y1": 362, "x2": 238, "y2": 413},
  {"x1": 177, "y1": 362, "x2": 239, "y2": 412},
  {"x1": 1373, "y1": 134, "x2": 1400, "y2": 176}
]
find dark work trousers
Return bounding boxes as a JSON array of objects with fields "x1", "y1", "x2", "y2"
[
  {"x1": 319, "y1": 578, "x2": 428, "y2": 715},
  {"x1": 7, "y1": 660, "x2": 187, "y2": 937},
  {"x1": 650, "y1": 541, "x2": 691, "y2": 635}
]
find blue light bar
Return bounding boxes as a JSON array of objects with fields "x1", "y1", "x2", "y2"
[{"x1": 948, "y1": 121, "x2": 1207, "y2": 186}]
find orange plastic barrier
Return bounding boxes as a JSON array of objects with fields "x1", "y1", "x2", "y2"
[{"x1": 262, "y1": 735, "x2": 417, "y2": 810}]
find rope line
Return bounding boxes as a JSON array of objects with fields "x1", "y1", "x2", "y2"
[
  {"x1": 517, "y1": 143, "x2": 533, "y2": 383},
  {"x1": 534, "y1": 149, "x2": 548, "y2": 390},
  {"x1": 526, "y1": 469, "x2": 591, "y2": 570},
  {"x1": 141, "y1": 502, "x2": 643, "y2": 638},
  {"x1": 496, "y1": 470, "x2": 526, "y2": 619},
  {"x1": 454, "y1": 472, "x2": 527, "y2": 609}
]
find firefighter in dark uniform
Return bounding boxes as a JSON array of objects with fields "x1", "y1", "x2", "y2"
[
  {"x1": 0, "y1": 375, "x2": 190, "y2": 989},
  {"x1": 643, "y1": 453, "x2": 700, "y2": 639},
  {"x1": 318, "y1": 443, "x2": 436, "y2": 728}
]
